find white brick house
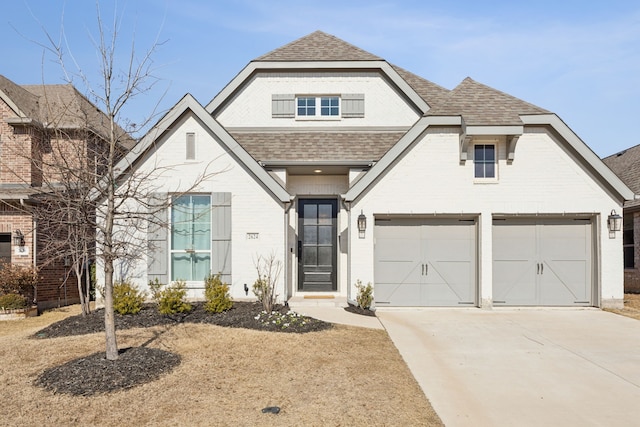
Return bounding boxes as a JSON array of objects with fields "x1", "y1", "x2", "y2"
[{"x1": 109, "y1": 31, "x2": 633, "y2": 308}]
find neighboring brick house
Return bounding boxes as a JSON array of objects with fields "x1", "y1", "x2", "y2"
[
  {"x1": 604, "y1": 146, "x2": 640, "y2": 293},
  {"x1": 0, "y1": 74, "x2": 132, "y2": 309}
]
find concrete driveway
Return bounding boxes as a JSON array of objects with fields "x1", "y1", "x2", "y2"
[{"x1": 376, "y1": 309, "x2": 640, "y2": 427}]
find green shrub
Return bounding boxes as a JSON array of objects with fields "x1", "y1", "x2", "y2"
[
  {"x1": 148, "y1": 278, "x2": 164, "y2": 305},
  {"x1": 355, "y1": 280, "x2": 373, "y2": 310},
  {"x1": 204, "y1": 274, "x2": 233, "y2": 313},
  {"x1": 113, "y1": 280, "x2": 146, "y2": 315},
  {"x1": 157, "y1": 280, "x2": 192, "y2": 315},
  {"x1": 0, "y1": 293, "x2": 28, "y2": 310}
]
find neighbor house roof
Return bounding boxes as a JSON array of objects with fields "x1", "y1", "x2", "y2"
[
  {"x1": 426, "y1": 77, "x2": 549, "y2": 125},
  {"x1": 603, "y1": 145, "x2": 640, "y2": 209},
  {"x1": 254, "y1": 30, "x2": 383, "y2": 62},
  {"x1": 0, "y1": 74, "x2": 40, "y2": 118},
  {"x1": 1, "y1": 75, "x2": 134, "y2": 149}
]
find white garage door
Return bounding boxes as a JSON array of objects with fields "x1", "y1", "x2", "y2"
[
  {"x1": 374, "y1": 217, "x2": 477, "y2": 307},
  {"x1": 492, "y1": 217, "x2": 593, "y2": 306}
]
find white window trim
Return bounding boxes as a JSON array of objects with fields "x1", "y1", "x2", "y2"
[{"x1": 473, "y1": 141, "x2": 499, "y2": 183}]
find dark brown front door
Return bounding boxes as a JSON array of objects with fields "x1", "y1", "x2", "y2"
[{"x1": 298, "y1": 199, "x2": 337, "y2": 291}]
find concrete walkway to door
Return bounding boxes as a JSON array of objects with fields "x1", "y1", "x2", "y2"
[{"x1": 376, "y1": 308, "x2": 640, "y2": 427}]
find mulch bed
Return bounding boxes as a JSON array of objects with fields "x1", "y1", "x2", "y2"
[
  {"x1": 344, "y1": 303, "x2": 376, "y2": 317},
  {"x1": 31, "y1": 302, "x2": 332, "y2": 396},
  {"x1": 35, "y1": 347, "x2": 181, "y2": 396},
  {"x1": 33, "y1": 301, "x2": 332, "y2": 339}
]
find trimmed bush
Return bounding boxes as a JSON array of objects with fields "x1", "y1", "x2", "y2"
[
  {"x1": 355, "y1": 280, "x2": 373, "y2": 310},
  {"x1": 204, "y1": 274, "x2": 233, "y2": 313},
  {"x1": 0, "y1": 261, "x2": 38, "y2": 303},
  {"x1": 0, "y1": 293, "x2": 28, "y2": 310},
  {"x1": 113, "y1": 281, "x2": 146, "y2": 315},
  {"x1": 157, "y1": 280, "x2": 192, "y2": 315}
]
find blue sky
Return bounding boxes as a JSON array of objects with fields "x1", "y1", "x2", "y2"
[{"x1": 2, "y1": 0, "x2": 639, "y2": 157}]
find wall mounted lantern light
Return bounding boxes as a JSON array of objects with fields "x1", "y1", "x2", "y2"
[
  {"x1": 357, "y1": 210, "x2": 367, "y2": 238},
  {"x1": 607, "y1": 209, "x2": 623, "y2": 233},
  {"x1": 13, "y1": 229, "x2": 25, "y2": 248}
]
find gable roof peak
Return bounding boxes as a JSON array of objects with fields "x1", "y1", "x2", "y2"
[
  {"x1": 254, "y1": 30, "x2": 383, "y2": 62},
  {"x1": 427, "y1": 76, "x2": 550, "y2": 125}
]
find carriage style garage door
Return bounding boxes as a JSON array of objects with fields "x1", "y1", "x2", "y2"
[
  {"x1": 492, "y1": 217, "x2": 593, "y2": 306},
  {"x1": 374, "y1": 217, "x2": 477, "y2": 307}
]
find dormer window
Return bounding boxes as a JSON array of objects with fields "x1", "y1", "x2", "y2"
[
  {"x1": 297, "y1": 96, "x2": 340, "y2": 118},
  {"x1": 272, "y1": 93, "x2": 363, "y2": 119}
]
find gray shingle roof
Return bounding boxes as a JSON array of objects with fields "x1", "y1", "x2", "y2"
[
  {"x1": 390, "y1": 65, "x2": 450, "y2": 109},
  {"x1": 0, "y1": 75, "x2": 134, "y2": 149},
  {"x1": 603, "y1": 146, "x2": 640, "y2": 209},
  {"x1": 426, "y1": 77, "x2": 549, "y2": 125},
  {"x1": 229, "y1": 131, "x2": 404, "y2": 162},
  {"x1": 255, "y1": 31, "x2": 383, "y2": 62},
  {"x1": 0, "y1": 74, "x2": 40, "y2": 118}
]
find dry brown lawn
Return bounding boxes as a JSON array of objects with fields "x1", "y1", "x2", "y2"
[
  {"x1": 605, "y1": 293, "x2": 640, "y2": 321},
  {"x1": 0, "y1": 305, "x2": 442, "y2": 426}
]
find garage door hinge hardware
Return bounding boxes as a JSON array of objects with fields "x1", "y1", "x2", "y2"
[
  {"x1": 536, "y1": 263, "x2": 544, "y2": 274},
  {"x1": 421, "y1": 264, "x2": 429, "y2": 275}
]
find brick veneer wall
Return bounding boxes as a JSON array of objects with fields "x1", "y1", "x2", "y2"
[{"x1": 624, "y1": 211, "x2": 640, "y2": 293}]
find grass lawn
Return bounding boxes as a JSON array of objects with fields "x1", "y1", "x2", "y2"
[
  {"x1": 0, "y1": 305, "x2": 442, "y2": 426},
  {"x1": 604, "y1": 293, "x2": 640, "y2": 321}
]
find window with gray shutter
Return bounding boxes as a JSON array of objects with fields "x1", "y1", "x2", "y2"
[
  {"x1": 186, "y1": 132, "x2": 195, "y2": 160},
  {"x1": 272, "y1": 94, "x2": 295, "y2": 118},
  {"x1": 341, "y1": 93, "x2": 365, "y2": 118},
  {"x1": 211, "y1": 192, "x2": 232, "y2": 284},
  {"x1": 147, "y1": 193, "x2": 168, "y2": 284}
]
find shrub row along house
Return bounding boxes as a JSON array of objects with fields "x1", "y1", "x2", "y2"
[
  {"x1": 0, "y1": 75, "x2": 132, "y2": 310},
  {"x1": 100, "y1": 31, "x2": 633, "y2": 309}
]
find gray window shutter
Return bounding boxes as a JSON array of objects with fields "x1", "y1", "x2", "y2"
[
  {"x1": 341, "y1": 93, "x2": 365, "y2": 118},
  {"x1": 147, "y1": 193, "x2": 168, "y2": 284},
  {"x1": 211, "y1": 192, "x2": 232, "y2": 284},
  {"x1": 272, "y1": 94, "x2": 295, "y2": 118}
]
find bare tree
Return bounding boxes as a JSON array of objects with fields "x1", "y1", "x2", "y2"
[
  {"x1": 3, "y1": 2, "x2": 219, "y2": 362},
  {"x1": 33, "y1": 4, "x2": 212, "y2": 361}
]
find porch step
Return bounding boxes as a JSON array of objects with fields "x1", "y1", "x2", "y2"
[{"x1": 287, "y1": 295, "x2": 348, "y2": 308}]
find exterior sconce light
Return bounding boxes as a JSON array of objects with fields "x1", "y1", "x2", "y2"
[
  {"x1": 357, "y1": 210, "x2": 367, "y2": 238},
  {"x1": 13, "y1": 229, "x2": 25, "y2": 248},
  {"x1": 607, "y1": 210, "x2": 622, "y2": 233}
]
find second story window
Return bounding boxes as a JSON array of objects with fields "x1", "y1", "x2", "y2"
[
  {"x1": 297, "y1": 97, "x2": 316, "y2": 116},
  {"x1": 474, "y1": 144, "x2": 496, "y2": 179},
  {"x1": 297, "y1": 96, "x2": 340, "y2": 118}
]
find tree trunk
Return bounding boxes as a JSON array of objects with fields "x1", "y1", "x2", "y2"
[{"x1": 104, "y1": 259, "x2": 118, "y2": 360}]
